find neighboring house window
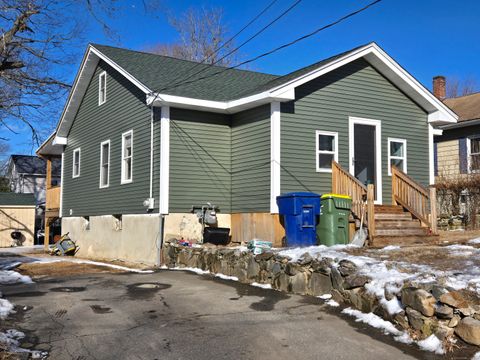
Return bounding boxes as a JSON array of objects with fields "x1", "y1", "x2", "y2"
[
  {"x1": 469, "y1": 136, "x2": 480, "y2": 172},
  {"x1": 316, "y1": 131, "x2": 338, "y2": 172},
  {"x1": 72, "y1": 148, "x2": 81, "y2": 178},
  {"x1": 121, "y1": 130, "x2": 133, "y2": 183},
  {"x1": 99, "y1": 140, "x2": 110, "y2": 188},
  {"x1": 99, "y1": 71, "x2": 107, "y2": 105},
  {"x1": 388, "y1": 138, "x2": 407, "y2": 175}
]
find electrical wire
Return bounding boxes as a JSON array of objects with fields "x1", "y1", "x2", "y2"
[
  {"x1": 152, "y1": 0, "x2": 382, "y2": 95},
  {"x1": 157, "y1": 0, "x2": 303, "y2": 94}
]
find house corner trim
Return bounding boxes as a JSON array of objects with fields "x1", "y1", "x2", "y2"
[
  {"x1": 270, "y1": 102, "x2": 281, "y2": 213},
  {"x1": 160, "y1": 106, "x2": 170, "y2": 214}
]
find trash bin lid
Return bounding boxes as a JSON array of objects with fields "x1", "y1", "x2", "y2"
[
  {"x1": 321, "y1": 193, "x2": 352, "y2": 200},
  {"x1": 277, "y1": 192, "x2": 320, "y2": 198}
]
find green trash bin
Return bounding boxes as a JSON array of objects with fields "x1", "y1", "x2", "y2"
[{"x1": 317, "y1": 193, "x2": 352, "y2": 246}]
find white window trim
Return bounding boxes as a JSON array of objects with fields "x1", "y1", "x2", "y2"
[
  {"x1": 99, "y1": 139, "x2": 110, "y2": 188},
  {"x1": 468, "y1": 135, "x2": 480, "y2": 174},
  {"x1": 387, "y1": 138, "x2": 407, "y2": 176},
  {"x1": 98, "y1": 71, "x2": 107, "y2": 105},
  {"x1": 348, "y1": 116, "x2": 383, "y2": 204},
  {"x1": 72, "y1": 148, "x2": 81, "y2": 178},
  {"x1": 121, "y1": 130, "x2": 133, "y2": 184},
  {"x1": 315, "y1": 130, "x2": 338, "y2": 173}
]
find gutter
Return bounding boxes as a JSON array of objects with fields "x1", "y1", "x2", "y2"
[{"x1": 440, "y1": 118, "x2": 480, "y2": 130}]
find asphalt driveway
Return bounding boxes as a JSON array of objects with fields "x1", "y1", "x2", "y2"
[{"x1": 0, "y1": 266, "x2": 439, "y2": 360}]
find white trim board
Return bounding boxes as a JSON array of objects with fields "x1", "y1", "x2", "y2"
[
  {"x1": 270, "y1": 102, "x2": 281, "y2": 214},
  {"x1": 159, "y1": 106, "x2": 170, "y2": 214},
  {"x1": 349, "y1": 116, "x2": 383, "y2": 204}
]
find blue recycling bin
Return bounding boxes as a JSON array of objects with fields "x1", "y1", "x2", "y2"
[{"x1": 276, "y1": 192, "x2": 321, "y2": 247}]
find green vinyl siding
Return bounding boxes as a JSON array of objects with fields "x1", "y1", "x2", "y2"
[
  {"x1": 169, "y1": 108, "x2": 231, "y2": 213},
  {"x1": 281, "y1": 59, "x2": 429, "y2": 204},
  {"x1": 62, "y1": 60, "x2": 160, "y2": 216},
  {"x1": 231, "y1": 105, "x2": 271, "y2": 213}
]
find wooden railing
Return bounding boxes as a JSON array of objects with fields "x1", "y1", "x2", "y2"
[
  {"x1": 332, "y1": 161, "x2": 376, "y2": 238},
  {"x1": 332, "y1": 161, "x2": 367, "y2": 220},
  {"x1": 46, "y1": 186, "x2": 61, "y2": 210},
  {"x1": 391, "y1": 166, "x2": 437, "y2": 234}
]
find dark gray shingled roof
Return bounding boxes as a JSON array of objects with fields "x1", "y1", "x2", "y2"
[
  {"x1": 10, "y1": 155, "x2": 61, "y2": 177},
  {"x1": 92, "y1": 43, "x2": 370, "y2": 102},
  {"x1": 0, "y1": 193, "x2": 35, "y2": 206}
]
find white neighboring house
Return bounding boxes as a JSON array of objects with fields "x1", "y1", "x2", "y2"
[{"x1": 6, "y1": 155, "x2": 61, "y2": 233}]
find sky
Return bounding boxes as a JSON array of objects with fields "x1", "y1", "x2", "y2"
[{"x1": 5, "y1": 0, "x2": 480, "y2": 157}]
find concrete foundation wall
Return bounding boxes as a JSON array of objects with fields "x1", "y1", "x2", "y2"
[
  {"x1": 63, "y1": 213, "x2": 232, "y2": 263},
  {"x1": 163, "y1": 213, "x2": 231, "y2": 242},
  {"x1": 62, "y1": 214, "x2": 161, "y2": 265}
]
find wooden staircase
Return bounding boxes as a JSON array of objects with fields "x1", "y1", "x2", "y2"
[
  {"x1": 372, "y1": 205, "x2": 439, "y2": 247},
  {"x1": 332, "y1": 161, "x2": 439, "y2": 247}
]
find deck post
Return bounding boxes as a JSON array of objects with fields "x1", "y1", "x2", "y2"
[
  {"x1": 367, "y1": 184, "x2": 375, "y2": 240},
  {"x1": 44, "y1": 217, "x2": 50, "y2": 252},
  {"x1": 430, "y1": 187, "x2": 438, "y2": 235}
]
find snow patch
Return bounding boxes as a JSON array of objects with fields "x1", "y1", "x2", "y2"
[
  {"x1": 251, "y1": 282, "x2": 272, "y2": 289},
  {"x1": 170, "y1": 267, "x2": 209, "y2": 275},
  {"x1": 381, "y1": 245, "x2": 401, "y2": 251},
  {"x1": 468, "y1": 238, "x2": 480, "y2": 245},
  {"x1": 472, "y1": 351, "x2": 480, "y2": 360},
  {"x1": 317, "y1": 294, "x2": 332, "y2": 300},
  {"x1": 342, "y1": 308, "x2": 403, "y2": 336},
  {"x1": 417, "y1": 335, "x2": 445, "y2": 355},
  {"x1": 0, "y1": 270, "x2": 32, "y2": 285},
  {"x1": 325, "y1": 299, "x2": 339, "y2": 307},
  {"x1": 0, "y1": 329, "x2": 47, "y2": 358},
  {"x1": 0, "y1": 298, "x2": 15, "y2": 319},
  {"x1": 215, "y1": 273, "x2": 239, "y2": 281}
]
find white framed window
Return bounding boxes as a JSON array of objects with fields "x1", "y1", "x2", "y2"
[
  {"x1": 121, "y1": 130, "x2": 133, "y2": 183},
  {"x1": 468, "y1": 136, "x2": 480, "y2": 173},
  {"x1": 316, "y1": 130, "x2": 338, "y2": 172},
  {"x1": 388, "y1": 138, "x2": 407, "y2": 175},
  {"x1": 99, "y1": 140, "x2": 110, "y2": 188},
  {"x1": 98, "y1": 71, "x2": 107, "y2": 105},
  {"x1": 72, "y1": 148, "x2": 81, "y2": 178}
]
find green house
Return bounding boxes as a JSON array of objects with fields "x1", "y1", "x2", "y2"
[{"x1": 38, "y1": 42, "x2": 457, "y2": 264}]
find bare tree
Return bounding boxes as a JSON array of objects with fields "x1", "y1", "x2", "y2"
[
  {"x1": 0, "y1": 0, "x2": 161, "y2": 146},
  {"x1": 149, "y1": 7, "x2": 236, "y2": 66},
  {"x1": 446, "y1": 76, "x2": 479, "y2": 98}
]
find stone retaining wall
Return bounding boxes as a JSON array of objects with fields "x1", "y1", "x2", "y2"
[{"x1": 163, "y1": 241, "x2": 480, "y2": 348}]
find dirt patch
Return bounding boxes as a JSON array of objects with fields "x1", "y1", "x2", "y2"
[
  {"x1": 17, "y1": 261, "x2": 125, "y2": 277},
  {"x1": 438, "y1": 229, "x2": 480, "y2": 244}
]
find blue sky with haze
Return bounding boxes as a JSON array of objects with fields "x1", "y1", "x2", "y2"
[{"x1": 6, "y1": 0, "x2": 480, "y2": 157}]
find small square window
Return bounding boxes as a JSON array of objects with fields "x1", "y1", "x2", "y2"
[
  {"x1": 99, "y1": 71, "x2": 107, "y2": 105},
  {"x1": 388, "y1": 138, "x2": 407, "y2": 175},
  {"x1": 316, "y1": 131, "x2": 338, "y2": 172}
]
